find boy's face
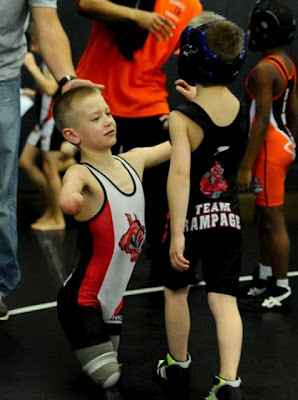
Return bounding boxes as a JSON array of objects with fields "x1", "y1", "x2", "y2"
[{"x1": 76, "y1": 92, "x2": 117, "y2": 150}]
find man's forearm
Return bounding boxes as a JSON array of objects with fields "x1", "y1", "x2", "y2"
[
  {"x1": 32, "y1": 7, "x2": 75, "y2": 82},
  {"x1": 77, "y1": 0, "x2": 136, "y2": 23}
]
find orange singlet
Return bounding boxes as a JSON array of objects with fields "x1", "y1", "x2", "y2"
[
  {"x1": 76, "y1": 0, "x2": 202, "y2": 118},
  {"x1": 246, "y1": 55, "x2": 297, "y2": 207}
]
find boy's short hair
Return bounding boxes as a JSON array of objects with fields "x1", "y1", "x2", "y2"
[
  {"x1": 248, "y1": 0, "x2": 296, "y2": 51},
  {"x1": 178, "y1": 11, "x2": 246, "y2": 86},
  {"x1": 52, "y1": 86, "x2": 100, "y2": 133}
]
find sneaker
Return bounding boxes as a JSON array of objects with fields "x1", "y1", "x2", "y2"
[
  {"x1": 0, "y1": 296, "x2": 9, "y2": 322},
  {"x1": 238, "y1": 267, "x2": 268, "y2": 298},
  {"x1": 153, "y1": 353, "x2": 191, "y2": 396},
  {"x1": 239, "y1": 278, "x2": 291, "y2": 311},
  {"x1": 204, "y1": 376, "x2": 242, "y2": 400}
]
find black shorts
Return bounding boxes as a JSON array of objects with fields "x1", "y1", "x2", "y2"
[
  {"x1": 161, "y1": 228, "x2": 242, "y2": 297},
  {"x1": 57, "y1": 286, "x2": 122, "y2": 351}
]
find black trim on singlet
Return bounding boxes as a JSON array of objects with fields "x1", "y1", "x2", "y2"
[
  {"x1": 265, "y1": 55, "x2": 289, "y2": 81},
  {"x1": 114, "y1": 155, "x2": 143, "y2": 186},
  {"x1": 82, "y1": 158, "x2": 137, "y2": 197},
  {"x1": 82, "y1": 166, "x2": 108, "y2": 223}
]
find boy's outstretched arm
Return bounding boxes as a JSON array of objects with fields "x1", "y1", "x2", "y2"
[
  {"x1": 60, "y1": 165, "x2": 86, "y2": 216},
  {"x1": 123, "y1": 141, "x2": 171, "y2": 175},
  {"x1": 143, "y1": 141, "x2": 172, "y2": 170}
]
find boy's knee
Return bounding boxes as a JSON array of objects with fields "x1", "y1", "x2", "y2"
[{"x1": 75, "y1": 341, "x2": 121, "y2": 389}]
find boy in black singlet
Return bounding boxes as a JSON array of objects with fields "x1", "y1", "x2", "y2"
[
  {"x1": 52, "y1": 86, "x2": 171, "y2": 392},
  {"x1": 153, "y1": 11, "x2": 248, "y2": 400}
]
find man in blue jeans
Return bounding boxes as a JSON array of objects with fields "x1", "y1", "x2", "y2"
[{"x1": 0, "y1": 0, "x2": 102, "y2": 321}]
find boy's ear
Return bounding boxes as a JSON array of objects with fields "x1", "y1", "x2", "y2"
[{"x1": 62, "y1": 128, "x2": 81, "y2": 145}]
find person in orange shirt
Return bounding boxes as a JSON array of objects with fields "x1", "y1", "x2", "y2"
[
  {"x1": 238, "y1": 0, "x2": 297, "y2": 311},
  {"x1": 75, "y1": 0, "x2": 203, "y2": 273}
]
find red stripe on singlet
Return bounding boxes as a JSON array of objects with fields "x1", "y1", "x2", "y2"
[{"x1": 77, "y1": 201, "x2": 115, "y2": 308}]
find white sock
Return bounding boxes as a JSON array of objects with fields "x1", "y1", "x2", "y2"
[
  {"x1": 276, "y1": 278, "x2": 290, "y2": 289},
  {"x1": 259, "y1": 263, "x2": 272, "y2": 280},
  {"x1": 174, "y1": 359, "x2": 191, "y2": 368},
  {"x1": 220, "y1": 377, "x2": 241, "y2": 387},
  {"x1": 168, "y1": 353, "x2": 191, "y2": 369}
]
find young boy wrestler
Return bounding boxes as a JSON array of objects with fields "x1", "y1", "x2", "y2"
[
  {"x1": 238, "y1": 0, "x2": 297, "y2": 311},
  {"x1": 153, "y1": 11, "x2": 248, "y2": 400},
  {"x1": 52, "y1": 86, "x2": 171, "y2": 390}
]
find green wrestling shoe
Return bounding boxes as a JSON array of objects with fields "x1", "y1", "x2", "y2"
[
  {"x1": 153, "y1": 352, "x2": 191, "y2": 397},
  {"x1": 204, "y1": 376, "x2": 242, "y2": 400}
]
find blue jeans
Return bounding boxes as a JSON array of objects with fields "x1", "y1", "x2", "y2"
[{"x1": 0, "y1": 76, "x2": 22, "y2": 297}]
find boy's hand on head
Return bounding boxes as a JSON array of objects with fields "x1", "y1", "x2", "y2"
[
  {"x1": 62, "y1": 79, "x2": 105, "y2": 93},
  {"x1": 237, "y1": 167, "x2": 252, "y2": 192},
  {"x1": 169, "y1": 234, "x2": 190, "y2": 272},
  {"x1": 175, "y1": 79, "x2": 197, "y2": 101},
  {"x1": 135, "y1": 10, "x2": 175, "y2": 41}
]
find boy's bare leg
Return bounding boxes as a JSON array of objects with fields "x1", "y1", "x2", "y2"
[
  {"x1": 208, "y1": 292, "x2": 242, "y2": 381},
  {"x1": 19, "y1": 143, "x2": 47, "y2": 195},
  {"x1": 257, "y1": 205, "x2": 290, "y2": 279},
  {"x1": 31, "y1": 150, "x2": 65, "y2": 231},
  {"x1": 164, "y1": 286, "x2": 190, "y2": 361}
]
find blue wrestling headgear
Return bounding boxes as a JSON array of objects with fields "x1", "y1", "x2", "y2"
[
  {"x1": 248, "y1": 0, "x2": 296, "y2": 51},
  {"x1": 178, "y1": 21, "x2": 246, "y2": 86}
]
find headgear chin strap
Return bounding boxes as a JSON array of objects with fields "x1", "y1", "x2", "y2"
[
  {"x1": 248, "y1": 0, "x2": 296, "y2": 51},
  {"x1": 178, "y1": 22, "x2": 246, "y2": 86}
]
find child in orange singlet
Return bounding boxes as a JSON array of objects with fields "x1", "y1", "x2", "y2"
[{"x1": 238, "y1": 0, "x2": 298, "y2": 311}]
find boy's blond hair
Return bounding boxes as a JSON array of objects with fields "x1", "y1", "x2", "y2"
[
  {"x1": 52, "y1": 86, "x2": 100, "y2": 133},
  {"x1": 189, "y1": 11, "x2": 244, "y2": 62}
]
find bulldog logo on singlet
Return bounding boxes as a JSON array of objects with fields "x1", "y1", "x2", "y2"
[
  {"x1": 200, "y1": 161, "x2": 228, "y2": 199},
  {"x1": 119, "y1": 213, "x2": 146, "y2": 262}
]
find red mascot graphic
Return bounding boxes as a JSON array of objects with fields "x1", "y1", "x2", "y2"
[
  {"x1": 200, "y1": 161, "x2": 228, "y2": 199},
  {"x1": 119, "y1": 213, "x2": 146, "y2": 262}
]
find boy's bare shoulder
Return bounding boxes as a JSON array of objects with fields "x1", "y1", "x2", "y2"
[
  {"x1": 63, "y1": 163, "x2": 90, "y2": 181},
  {"x1": 120, "y1": 148, "x2": 145, "y2": 168}
]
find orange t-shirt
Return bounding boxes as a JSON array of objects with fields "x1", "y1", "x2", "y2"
[{"x1": 76, "y1": 0, "x2": 203, "y2": 118}]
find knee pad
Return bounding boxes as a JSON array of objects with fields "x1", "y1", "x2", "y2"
[
  {"x1": 110, "y1": 335, "x2": 120, "y2": 352},
  {"x1": 75, "y1": 342, "x2": 121, "y2": 389}
]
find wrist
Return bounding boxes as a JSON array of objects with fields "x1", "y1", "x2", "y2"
[
  {"x1": 58, "y1": 75, "x2": 77, "y2": 90},
  {"x1": 129, "y1": 7, "x2": 141, "y2": 23}
]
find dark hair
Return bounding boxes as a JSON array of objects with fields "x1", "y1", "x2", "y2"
[{"x1": 248, "y1": 0, "x2": 296, "y2": 51}]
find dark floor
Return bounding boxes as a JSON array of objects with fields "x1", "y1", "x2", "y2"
[{"x1": 0, "y1": 190, "x2": 298, "y2": 400}]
